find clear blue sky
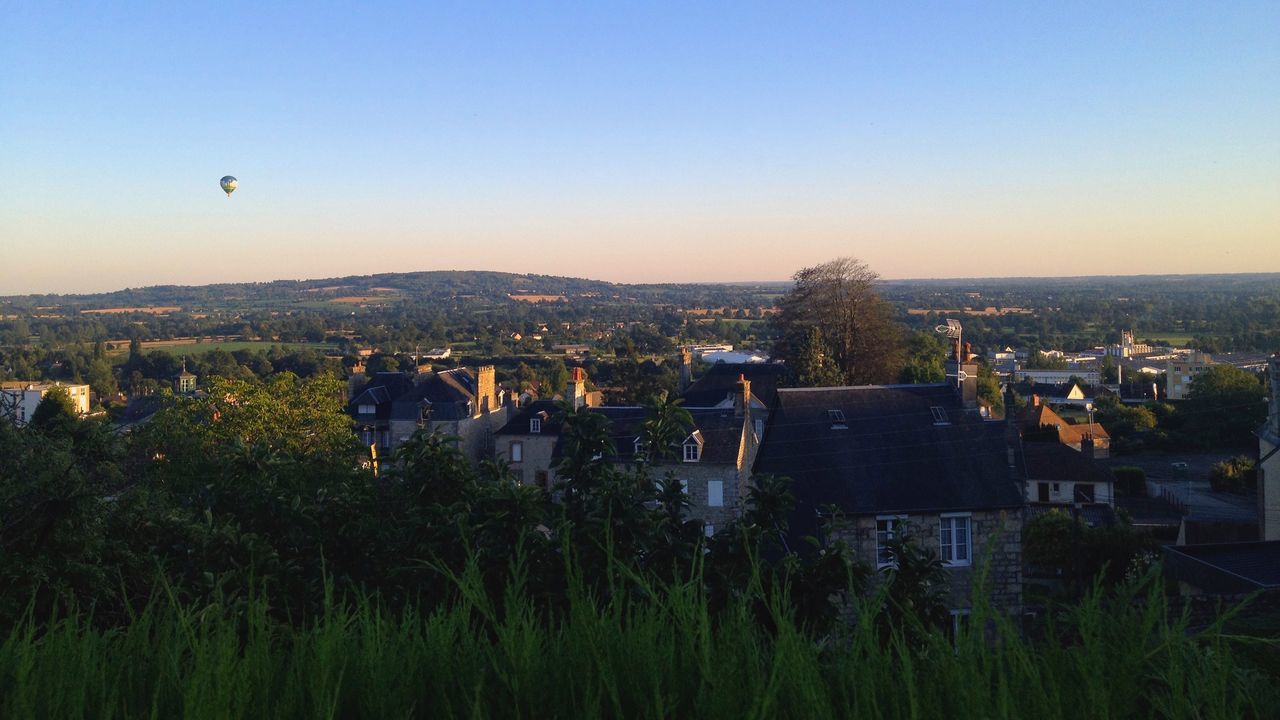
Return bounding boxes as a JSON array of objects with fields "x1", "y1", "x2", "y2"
[{"x1": 3, "y1": 2, "x2": 1277, "y2": 294}]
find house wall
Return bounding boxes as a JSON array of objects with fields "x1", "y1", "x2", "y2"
[
  {"x1": 1026, "y1": 479, "x2": 1114, "y2": 506},
  {"x1": 436, "y1": 405, "x2": 510, "y2": 465},
  {"x1": 0, "y1": 383, "x2": 90, "y2": 426},
  {"x1": 1261, "y1": 357, "x2": 1280, "y2": 541},
  {"x1": 829, "y1": 509, "x2": 1023, "y2": 615}
]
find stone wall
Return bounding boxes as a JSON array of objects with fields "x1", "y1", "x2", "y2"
[{"x1": 829, "y1": 508, "x2": 1024, "y2": 615}]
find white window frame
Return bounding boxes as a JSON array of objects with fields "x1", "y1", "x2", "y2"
[
  {"x1": 530, "y1": 417, "x2": 541, "y2": 434},
  {"x1": 707, "y1": 480, "x2": 724, "y2": 507},
  {"x1": 875, "y1": 515, "x2": 907, "y2": 569},
  {"x1": 683, "y1": 442, "x2": 701, "y2": 462},
  {"x1": 510, "y1": 441, "x2": 523, "y2": 463},
  {"x1": 939, "y1": 513, "x2": 972, "y2": 567},
  {"x1": 358, "y1": 403, "x2": 375, "y2": 415}
]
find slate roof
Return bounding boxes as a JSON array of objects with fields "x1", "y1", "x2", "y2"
[
  {"x1": 1022, "y1": 442, "x2": 1113, "y2": 485},
  {"x1": 1019, "y1": 403, "x2": 1110, "y2": 445},
  {"x1": 497, "y1": 401, "x2": 747, "y2": 464},
  {"x1": 681, "y1": 362, "x2": 787, "y2": 409},
  {"x1": 389, "y1": 368, "x2": 478, "y2": 422},
  {"x1": 753, "y1": 383, "x2": 1024, "y2": 537},
  {"x1": 349, "y1": 372, "x2": 415, "y2": 422},
  {"x1": 1163, "y1": 541, "x2": 1280, "y2": 592},
  {"x1": 349, "y1": 369, "x2": 483, "y2": 423}
]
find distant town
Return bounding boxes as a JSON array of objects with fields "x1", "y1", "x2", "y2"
[{"x1": 3, "y1": 265, "x2": 1279, "y2": 713}]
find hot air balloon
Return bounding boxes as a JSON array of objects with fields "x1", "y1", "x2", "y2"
[{"x1": 220, "y1": 176, "x2": 238, "y2": 198}]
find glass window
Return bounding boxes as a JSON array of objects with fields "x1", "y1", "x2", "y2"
[
  {"x1": 530, "y1": 418, "x2": 541, "y2": 433},
  {"x1": 708, "y1": 480, "x2": 723, "y2": 507},
  {"x1": 683, "y1": 442, "x2": 700, "y2": 462},
  {"x1": 510, "y1": 441, "x2": 523, "y2": 463},
  {"x1": 876, "y1": 517, "x2": 903, "y2": 568},
  {"x1": 940, "y1": 515, "x2": 971, "y2": 566}
]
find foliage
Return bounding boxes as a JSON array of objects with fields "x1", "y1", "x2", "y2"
[
  {"x1": 897, "y1": 331, "x2": 946, "y2": 384},
  {"x1": 1184, "y1": 365, "x2": 1267, "y2": 448},
  {"x1": 0, "y1": 569, "x2": 1275, "y2": 719},
  {"x1": 771, "y1": 257, "x2": 904, "y2": 385},
  {"x1": 1092, "y1": 395, "x2": 1157, "y2": 451},
  {"x1": 27, "y1": 387, "x2": 78, "y2": 433},
  {"x1": 788, "y1": 326, "x2": 846, "y2": 387},
  {"x1": 1111, "y1": 466, "x2": 1147, "y2": 497},
  {"x1": 1023, "y1": 510, "x2": 1154, "y2": 596},
  {"x1": 1209, "y1": 456, "x2": 1258, "y2": 495}
]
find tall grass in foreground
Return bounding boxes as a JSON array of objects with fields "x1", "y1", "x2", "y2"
[{"x1": 1, "y1": 563, "x2": 1276, "y2": 719}]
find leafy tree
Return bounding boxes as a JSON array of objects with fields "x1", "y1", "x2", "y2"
[
  {"x1": 86, "y1": 358, "x2": 118, "y2": 401},
  {"x1": 28, "y1": 386, "x2": 78, "y2": 433},
  {"x1": 1209, "y1": 456, "x2": 1257, "y2": 495},
  {"x1": 1184, "y1": 365, "x2": 1266, "y2": 448},
  {"x1": 637, "y1": 395, "x2": 693, "y2": 464},
  {"x1": 898, "y1": 331, "x2": 946, "y2": 384},
  {"x1": 771, "y1": 257, "x2": 903, "y2": 385},
  {"x1": 789, "y1": 326, "x2": 847, "y2": 387},
  {"x1": 977, "y1": 364, "x2": 1004, "y2": 415}
]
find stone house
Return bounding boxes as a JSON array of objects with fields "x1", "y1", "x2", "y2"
[
  {"x1": 349, "y1": 366, "x2": 509, "y2": 464},
  {"x1": 1018, "y1": 398, "x2": 1110, "y2": 458},
  {"x1": 752, "y1": 358, "x2": 1026, "y2": 616},
  {"x1": 495, "y1": 368, "x2": 760, "y2": 532}
]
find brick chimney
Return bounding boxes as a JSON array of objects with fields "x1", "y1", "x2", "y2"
[
  {"x1": 475, "y1": 365, "x2": 497, "y2": 416},
  {"x1": 679, "y1": 348, "x2": 693, "y2": 392},
  {"x1": 733, "y1": 373, "x2": 751, "y2": 418},
  {"x1": 567, "y1": 367, "x2": 587, "y2": 410},
  {"x1": 945, "y1": 348, "x2": 979, "y2": 409}
]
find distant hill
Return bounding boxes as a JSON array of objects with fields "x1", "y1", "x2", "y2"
[{"x1": 0, "y1": 271, "x2": 778, "y2": 312}]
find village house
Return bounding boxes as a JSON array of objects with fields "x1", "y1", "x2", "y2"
[
  {"x1": 752, "y1": 356, "x2": 1026, "y2": 616},
  {"x1": 1017, "y1": 397, "x2": 1110, "y2": 458},
  {"x1": 348, "y1": 365, "x2": 509, "y2": 464},
  {"x1": 495, "y1": 368, "x2": 760, "y2": 531}
]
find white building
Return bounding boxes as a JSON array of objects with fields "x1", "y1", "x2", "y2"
[
  {"x1": 1015, "y1": 368, "x2": 1101, "y2": 385},
  {"x1": 0, "y1": 381, "x2": 91, "y2": 426}
]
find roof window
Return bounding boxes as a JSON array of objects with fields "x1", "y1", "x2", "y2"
[
  {"x1": 828, "y1": 409, "x2": 847, "y2": 430},
  {"x1": 931, "y1": 406, "x2": 950, "y2": 425}
]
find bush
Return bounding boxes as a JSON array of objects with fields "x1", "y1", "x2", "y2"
[
  {"x1": 1209, "y1": 456, "x2": 1257, "y2": 495},
  {"x1": 1111, "y1": 466, "x2": 1147, "y2": 497}
]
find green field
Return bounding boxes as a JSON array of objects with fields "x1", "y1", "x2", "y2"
[{"x1": 110, "y1": 341, "x2": 338, "y2": 356}]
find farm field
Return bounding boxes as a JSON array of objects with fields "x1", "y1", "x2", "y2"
[{"x1": 108, "y1": 340, "x2": 337, "y2": 356}]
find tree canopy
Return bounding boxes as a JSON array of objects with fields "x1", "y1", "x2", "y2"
[{"x1": 772, "y1": 257, "x2": 903, "y2": 385}]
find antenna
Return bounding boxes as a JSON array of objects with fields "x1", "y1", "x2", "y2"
[{"x1": 935, "y1": 319, "x2": 964, "y2": 389}]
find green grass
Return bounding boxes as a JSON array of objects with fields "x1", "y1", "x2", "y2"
[{"x1": 1, "y1": 568, "x2": 1275, "y2": 719}]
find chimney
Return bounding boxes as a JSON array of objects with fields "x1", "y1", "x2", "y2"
[
  {"x1": 567, "y1": 367, "x2": 587, "y2": 410},
  {"x1": 679, "y1": 348, "x2": 693, "y2": 392},
  {"x1": 1081, "y1": 436, "x2": 1096, "y2": 460},
  {"x1": 1031, "y1": 394, "x2": 1040, "y2": 408},
  {"x1": 733, "y1": 373, "x2": 751, "y2": 418},
  {"x1": 475, "y1": 365, "x2": 497, "y2": 417},
  {"x1": 945, "y1": 353, "x2": 979, "y2": 409}
]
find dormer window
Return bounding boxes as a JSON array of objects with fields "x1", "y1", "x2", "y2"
[
  {"x1": 683, "y1": 430, "x2": 704, "y2": 462},
  {"x1": 828, "y1": 409, "x2": 847, "y2": 430},
  {"x1": 530, "y1": 417, "x2": 541, "y2": 434},
  {"x1": 931, "y1": 406, "x2": 950, "y2": 425},
  {"x1": 634, "y1": 437, "x2": 645, "y2": 457},
  {"x1": 358, "y1": 404, "x2": 375, "y2": 415}
]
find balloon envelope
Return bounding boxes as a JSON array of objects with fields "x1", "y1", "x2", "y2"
[{"x1": 220, "y1": 176, "x2": 238, "y2": 197}]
